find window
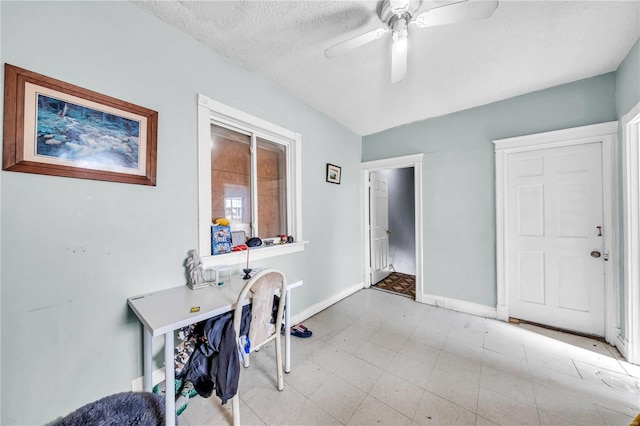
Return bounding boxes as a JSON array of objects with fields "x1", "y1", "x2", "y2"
[
  {"x1": 197, "y1": 94, "x2": 303, "y2": 267},
  {"x1": 224, "y1": 197, "x2": 243, "y2": 222},
  {"x1": 210, "y1": 124, "x2": 287, "y2": 239}
]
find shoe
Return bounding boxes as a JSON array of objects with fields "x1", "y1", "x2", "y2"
[
  {"x1": 290, "y1": 324, "x2": 312, "y2": 338},
  {"x1": 176, "y1": 381, "x2": 194, "y2": 416}
]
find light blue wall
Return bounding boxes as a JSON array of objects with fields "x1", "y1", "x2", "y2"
[
  {"x1": 616, "y1": 38, "x2": 640, "y2": 119},
  {"x1": 0, "y1": 2, "x2": 362, "y2": 424},
  {"x1": 363, "y1": 73, "x2": 617, "y2": 307}
]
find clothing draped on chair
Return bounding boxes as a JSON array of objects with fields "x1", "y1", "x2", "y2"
[{"x1": 176, "y1": 306, "x2": 251, "y2": 402}]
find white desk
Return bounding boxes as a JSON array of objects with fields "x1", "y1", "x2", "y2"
[{"x1": 127, "y1": 273, "x2": 302, "y2": 426}]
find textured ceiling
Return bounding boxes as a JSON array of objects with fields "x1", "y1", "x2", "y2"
[{"x1": 135, "y1": 0, "x2": 640, "y2": 136}]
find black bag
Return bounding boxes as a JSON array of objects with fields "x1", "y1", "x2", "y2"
[{"x1": 246, "y1": 237, "x2": 262, "y2": 247}]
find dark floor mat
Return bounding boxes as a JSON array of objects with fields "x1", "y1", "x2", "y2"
[{"x1": 373, "y1": 272, "x2": 415, "y2": 298}]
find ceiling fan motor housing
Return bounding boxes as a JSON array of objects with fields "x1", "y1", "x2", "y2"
[
  {"x1": 378, "y1": 0, "x2": 422, "y2": 25},
  {"x1": 392, "y1": 17, "x2": 409, "y2": 41}
]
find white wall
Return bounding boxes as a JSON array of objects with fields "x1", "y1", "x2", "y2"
[{"x1": 0, "y1": 2, "x2": 362, "y2": 424}]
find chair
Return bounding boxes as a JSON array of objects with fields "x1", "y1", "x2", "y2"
[{"x1": 231, "y1": 268, "x2": 287, "y2": 426}]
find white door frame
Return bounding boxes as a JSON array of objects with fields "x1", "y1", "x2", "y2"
[
  {"x1": 621, "y1": 102, "x2": 640, "y2": 364},
  {"x1": 494, "y1": 122, "x2": 619, "y2": 344},
  {"x1": 361, "y1": 154, "x2": 424, "y2": 302}
]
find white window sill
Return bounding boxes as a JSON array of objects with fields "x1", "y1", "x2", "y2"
[{"x1": 201, "y1": 241, "x2": 309, "y2": 268}]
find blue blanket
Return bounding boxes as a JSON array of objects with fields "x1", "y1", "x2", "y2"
[{"x1": 54, "y1": 391, "x2": 176, "y2": 426}]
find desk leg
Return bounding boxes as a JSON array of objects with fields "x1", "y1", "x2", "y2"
[
  {"x1": 164, "y1": 332, "x2": 175, "y2": 426},
  {"x1": 143, "y1": 328, "x2": 153, "y2": 392},
  {"x1": 285, "y1": 288, "x2": 291, "y2": 373}
]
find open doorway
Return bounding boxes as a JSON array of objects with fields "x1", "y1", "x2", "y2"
[
  {"x1": 371, "y1": 168, "x2": 416, "y2": 298},
  {"x1": 361, "y1": 154, "x2": 424, "y2": 302}
]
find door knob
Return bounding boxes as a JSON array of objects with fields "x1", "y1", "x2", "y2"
[{"x1": 590, "y1": 251, "x2": 601, "y2": 258}]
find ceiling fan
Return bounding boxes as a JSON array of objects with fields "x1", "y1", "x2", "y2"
[{"x1": 325, "y1": 0, "x2": 499, "y2": 84}]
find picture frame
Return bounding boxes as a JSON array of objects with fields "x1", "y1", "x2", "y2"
[
  {"x1": 231, "y1": 230, "x2": 246, "y2": 247},
  {"x1": 326, "y1": 163, "x2": 341, "y2": 184},
  {"x1": 2, "y1": 64, "x2": 158, "y2": 185}
]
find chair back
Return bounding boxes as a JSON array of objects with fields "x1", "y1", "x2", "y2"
[{"x1": 233, "y1": 268, "x2": 287, "y2": 351}]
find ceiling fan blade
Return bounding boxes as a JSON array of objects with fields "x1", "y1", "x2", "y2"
[
  {"x1": 325, "y1": 28, "x2": 389, "y2": 58},
  {"x1": 414, "y1": 0, "x2": 498, "y2": 28},
  {"x1": 391, "y1": 37, "x2": 408, "y2": 84}
]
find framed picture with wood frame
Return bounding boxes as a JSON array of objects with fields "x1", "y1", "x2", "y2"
[
  {"x1": 2, "y1": 64, "x2": 158, "y2": 185},
  {"x1": 326, "y1": 163, "x2": 341, "y2": 184}
]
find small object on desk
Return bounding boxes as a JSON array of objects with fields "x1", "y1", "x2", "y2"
[
  {"x1": 242, "y1": 268, "x2": 252, "y2": 280},
  {"x1": 190, "y1": 307, "x2": 200, "y2": 313},
  {"x1": 188, "y1": 283, "x2": 209, "y2": 290},
  {"x1": 241, "y1": 245, "x2": 251, "y2": 278},
  {"x1": 186, "y1": 249, "x2": 208, "y2": 289},
  {"x1": 205, "y1": 265, "x2": 231, "y2": 287}
]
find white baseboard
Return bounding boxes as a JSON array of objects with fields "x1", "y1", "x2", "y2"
[
  {"x1": 617, "y1": 334, "x2": 629, "y2": 360},
  {"x1": 496, "y1": 304, "x2": 509, "y2": 321},
  {"x1": 131, "y1": 367, "x2": 165, "y2": 392},
  {"x1": 421, "y1": 294, "x2": 498, "y2": 319},
  {"x1": 292, "y1": 282, "x2": 364, "y2": 325},
  {"x1": 292, "y1": 283, "x2": 498, "y2": 323}
]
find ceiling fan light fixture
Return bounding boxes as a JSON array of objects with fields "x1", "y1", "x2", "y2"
[
  {"x1": 393, "y1": 33, "x2": 408, "y2": 53},
  {"x1": 391, "y1": 16, "x2": 409, "y2": 83}
]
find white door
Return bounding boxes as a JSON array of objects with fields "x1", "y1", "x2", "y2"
[
  {"x1": 370, "y1": 172, "x2": 390, "y2": 284},
  {"x1": 507, "y1": 142, "x2": 606, "y2": 336}
]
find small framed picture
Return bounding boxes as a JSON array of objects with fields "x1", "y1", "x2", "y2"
[
  {"x1": 326, "y1": 163, "x2": 341, "y2": 184},
  {"x1": 231, "y1": 230, "x2": 246, "y2": 247}
]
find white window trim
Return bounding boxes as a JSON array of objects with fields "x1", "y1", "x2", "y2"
[
  {"x1": 197, "y1": 94, "x2": 304, "y2": 268},
  {"x1": 621, "y1": 102, "x2": 640, "y2": 364},
  {"x1": 493, "y1": 121, "x2": 619, "y2": 344}
]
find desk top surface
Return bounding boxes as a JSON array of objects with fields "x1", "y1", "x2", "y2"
[{"x1": 128, "y1": 273, "x2": 302, "y2": 336}]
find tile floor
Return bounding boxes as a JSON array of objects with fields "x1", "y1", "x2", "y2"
[{"x1": 178, "y1": 288, "x2": 640, "y2": 425}]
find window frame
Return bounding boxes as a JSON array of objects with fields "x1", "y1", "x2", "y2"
[{"x1": 197, "y1": 94, "x2": 304, "y2": 268}]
